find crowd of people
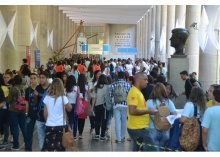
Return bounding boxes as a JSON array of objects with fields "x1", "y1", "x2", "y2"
[{"x1": 0, "y1": 56, "x2": 219, "y2": 152}]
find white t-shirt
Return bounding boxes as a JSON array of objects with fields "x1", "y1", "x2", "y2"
[
  {"x1": 66, "y1": 86, "x2": 78, "y2": 104},
  {"x1": 80, "y1": 85, "x2": 89, "y2": 101},
  {"x1": 125, "y1": 64, "x2": 133, "y2": 76},
  {"x1": 43, "y1": 95, "x2": 69, "y2": 126}
]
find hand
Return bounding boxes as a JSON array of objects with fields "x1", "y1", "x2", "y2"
[
  {"x1": 203, "y1": 144, "x2": 208, "y2": 151},
  {"x1": 148, "y1": 109, "x2": 158, "y2": 115},
  {"x1": 34, "y1": 90, "x2": 38, "y2": 96}
]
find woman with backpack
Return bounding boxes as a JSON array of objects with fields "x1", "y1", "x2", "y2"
[
  {"x1": 179, "y1": 86, "x2": 207, "y2": 151},
  {"x1": 7, "y1": 75, "x2": 27, "y2": 151},
  {"x1": 65, "y1": 75, "x2": 78, "y2": 140},
  {"x1": 146, "y1": 83, "x2": 177, "y2": 151},
  {"x1": 91, "y1": 74, "x2": 111, "y2": 141}
]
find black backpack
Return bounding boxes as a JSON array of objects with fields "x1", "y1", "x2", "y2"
[{"x1": 110, "y1": 63, "x2": 114, "y2": 72}]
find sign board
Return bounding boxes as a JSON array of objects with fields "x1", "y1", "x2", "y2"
[
  {"x1": 34, "y1": 50, "x2": 40, "y2": 68},
  {"x1": 88, "y1": 44, "x2": 103, "y2": 54},
  {"x1": 77, "y1": 36, "x2": 87, "y2": 54},
  {"x1": 26, "y1": 46, "x2": 31, "y2": 66}
]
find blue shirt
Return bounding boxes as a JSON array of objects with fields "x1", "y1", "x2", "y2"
[
  {"x1": 110, "y1": 79, "x2": 131, "y2": 106},
  {"x1": 181, "y1": 101, "x2": 202, "y2": 122},
  {"x1": 201, "y1": 106, "x2": 220, "y2": 151},
  {"x1": 146, "y1": 99, "x2": 176, "y2": 129}
]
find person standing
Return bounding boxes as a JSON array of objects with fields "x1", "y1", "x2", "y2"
[
  {"x1": 42, "y1": 78, "x2": 72, "y2": 151},
  {"x1": 179, "y1": 70, "x2": 200, "y2": 100},
  {"x1": 127, "y1": 72, "x2": 157, "y2": 151},
  {"x1": 25, "y1": 73, "x2": 39, "y2": 151},
  {"x1": 202, "y1": 85, "x2": 220, "y2": 151},
  {"x1": 110, "y1": 72, "x2": 131, "y2": 143},
  {"x1": 33, "y1": 71, "x2": 50, "y2": 151}
]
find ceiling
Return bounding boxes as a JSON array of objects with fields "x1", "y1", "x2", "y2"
[{"x1": 59, "y1": 5, "x2": 152, "y2": 25}]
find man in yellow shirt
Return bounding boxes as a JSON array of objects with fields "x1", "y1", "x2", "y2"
[{"x1": 127, "y1": 72, "x2": 157, "y2": 151}]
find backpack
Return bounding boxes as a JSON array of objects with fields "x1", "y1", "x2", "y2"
[
  {"x1": 110, "y1": 63, "x2": 114, "y2": 72},
  {"x1": 14, "y1": 87, "x2": 26, "y2": 111},
  {"x1": 113, "y1": 82, "x2": 127, "y2": 103},
  {"x1": 76, "y1": 95, "x2": 85, "y2": 115},
  {"x1": 152, "y1": 101, "x2": 171, "y2": 131},
  {"x1": 179, "y1": 104, "x2": 200, "y2": 151},
  {"x1": 132, "y1": 66, "x2": 136, "y2": 75}
]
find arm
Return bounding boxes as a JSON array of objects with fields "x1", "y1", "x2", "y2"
[
  {"x1": 193, "y1": 81, "x2": 200, "y2": 87},
  {"x1": 43, "y1": 104, "x2": 48, "y2": 121},
  {"x1": 65, "y1": 103, "x2": 72, "y2": 112},
  {"x1": 0, "y1": 102, "x2": 5, "y2": 108},
  {"x1": 202, "y1": 127, "x2": 208, "y2": 151},
  {"x1": 128, "y1": 105, "x2": 157, "y2": 115},
  {"x1": 179, "y1": 116, "x2": 188, "y2": 124},
  {"x1": 92, "y1": 97, "x2": 96, "y2": 110}
]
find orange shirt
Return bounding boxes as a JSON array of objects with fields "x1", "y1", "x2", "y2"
[
  {"x1": 93, "y1": 65, "x2": 101, "y2": 72},
  {"x1": 77, "y1": 64, "x2": 86, "y2": 74},
  {"x1": 56, "y1": 65, "x2": 63, "y2": 72}
]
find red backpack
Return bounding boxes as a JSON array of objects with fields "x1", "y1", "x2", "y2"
[{"x1": 14, "y1": 87, "x2": 26, "y2": 111}]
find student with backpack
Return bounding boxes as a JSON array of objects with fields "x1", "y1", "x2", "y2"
[
  {"x1": 7, "y1": 75, "x2": 27, "y2": 151},
  {"x1": 179, "y1": 87, "x2": 207, "y2": 151},
  {"x1": 110, "y1": 72, "x2": 131, "y2": 143},
  {"x1": 146, "y1": 83, "x2": 177, "y2": 151}
]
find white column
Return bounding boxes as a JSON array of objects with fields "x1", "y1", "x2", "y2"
[
  {"x1": 137, "y1": 21, "x2": 141, "y2": 58},
  {"x1": 142, "y1": 16, "x2": 146, "y2": 58},
  {"x1": 199, "y1": 5, "x2": 220, "y2": 89},
  {"x1": 185, "y1": 5, "x2": 201, "y2": 74},
  {"x1": 145, "y1": 13, "x2": 148, "y2": 59},
  {"x1": 166, "y1": 5, "x2": 175, "y2": 59},
  {"x1": 175, "y1": 5, "x2": 186, "y2": 28},
  {"x1": 161, "y1": 5, "x2": 167, "y2": 63},
  {"x1": 147, "y1": 10, "x2": 152, "y2": 59},
  {"x1": 151, "y1": 6, "x2": 156, "y2": 58},
  {"x1": 155, "y1": 5, "x2": 161, "y2": 61}
]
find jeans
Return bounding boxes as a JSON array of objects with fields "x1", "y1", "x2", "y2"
[
  {"x1": 94, "y1": 104, "x2": 109, "y2": 137},
  {"x1": 106, "y1": 109, "x2": 112, "y2": 129},
  {"x1": 0, "y1": 109, "x2": 9, "y2": 143},
  {"x1": 36, "y1": 120, "x2": 45, "y2": 151},
  {"x1": 66, "y1": 103, "x2": 78, "y2": 137},
  {"x1": 26, "y1": 117, "x2": 36, "y2": 151},
  {"x1": 10, "y1": 111, "x2": 27, "y2": 149},
  {"x1": 127, "y1": 127, "x2": 156, "y2": 151},
  {"x1": 150, "y1": 128, "x2": 169, "y2": 151},
  {"x1": 113, "y1": 106, "x2": 127, "y2": 141},
  {"x1": 110, "y1": 72, "x2": 116, "y2": 81},
  {"x1": 78, "y1": 118, "x2": 85, "y2": 135}
]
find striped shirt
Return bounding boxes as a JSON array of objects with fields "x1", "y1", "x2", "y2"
[{"x1": 110, "y1": 79, "x2": 131, "y2": 106}]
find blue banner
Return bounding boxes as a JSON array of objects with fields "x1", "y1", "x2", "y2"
[{"x1": 34, "y1": 50, "x2": 40, "y2": 68}]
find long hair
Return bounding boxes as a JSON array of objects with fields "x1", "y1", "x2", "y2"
[
  {"x1": 149, "y1": 83, "x2": 169, "y2": 103},
  {"x1": 48, "y1": 78, "x2": 64, "y2": 103},
  {"x1": 95, "y1": 74, "x2": 108, "y2": 93},
  {"x1": 92, "y1": 70, "x2": 100, "y2": 83},
  {"x1": 0, "y1": 74, "x2": 6, "y2": 87},
  {"x1": 78, "y1": 74, "x2": 86, "y2": 98},
  {"x1": 189, "y1": 87, "x2": 207, "y2": 115},
  {"x1": 88, "y1": 63, "x2": 94, "y2": 78},
  {"x1": 66, "y1": 75, "x2": 76, "y2": 93}
]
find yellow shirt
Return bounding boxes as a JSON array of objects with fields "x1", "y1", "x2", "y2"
[
  {"x1": 1, "y1": 86, "x2": 9, "y2": 97},
  {"x1": 207, "y1": 100, "x2": 213, "y2": 108},
  {"x1": 127, "y1": 86, "x2": 149, "y2": 129}
]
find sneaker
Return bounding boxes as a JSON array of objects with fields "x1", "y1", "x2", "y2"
[
  {"x1": 0, "y1": 146, "x2": 5, "y2": 151},
  {"x1": 11, "y1": 146, "x2": 19, "y2": 151},
  {"x1": 115, "y1": 140, "x2": 121, "y2": 144},
  {"x1": 93, "y1": 135, "x2": 100, "y2": 140},
  {"x1": 79, "y1": 135, "x2": 84, "y2": 139},
  {"x1": 105, "y1": 131, "x2": 110, "y2": 139},
  {"x1": 127, "y1": 137, "x2": 131, "y2": 141},
  {"x1": 0, "y1": 142, "x2": 8, "y2": 147},
  {"x1": 121, "y1": 137, "x2": 125, "y2": 142},
  {"x1": 74, "y1": 137, "x2": 78, "y2": 141},
  {"x1": 99, "y1": 137, "x2": 106, "y2": 141}
]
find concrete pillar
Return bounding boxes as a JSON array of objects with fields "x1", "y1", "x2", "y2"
[
  {"x1": 0, "y1": 5, "x2": 31, "y2": 72},
  {"x1": 145, "y1": 13, "x2": 148, "y2": 59},
  {"x1": 147, "y1": 10, "x2": 152, "y2": 60},
  {"x1": 166, "y1": 5, "x2": 175, "y2": 59},
  {"x1": 151, "y1": 6, "x2": 156, "y2": 58},
  {"x1": 199, "y1": 5, "x2": 220, "y2": 89},
  {"x1": 53, "y1": 6, "x2": 59, "y2": 54},
  {"x1": 140, "y1": 19, "x2": 143, "y2": 57},
  {"x1": 175, "y1": 5, "x2": 186, "y2": 28},
  {"x1": 161, "y1": 5, "x2": 167, "y2": 63},
  {"x1": 104, "y1": 24, "x2": 110, "y2": 44},
  {"x1": 142, "y1": 16, "x2": 146, "y2": 58},
  {"x1": 137, "y1": 21, "x2": 141, "y2": 57},
  {"x1": 185, "y1": 5, "x2": 201, "y2": 74},
  {"x1": 155, "y1": 5, "x2": 161, "y2": 61}
]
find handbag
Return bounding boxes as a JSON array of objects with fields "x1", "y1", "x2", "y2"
[
  {"x1": 14, "y1": 87, "x2": 26, "y2": 111},
  {"x1": 61, "y1": 96, "x2": 79, "y2": 151}
]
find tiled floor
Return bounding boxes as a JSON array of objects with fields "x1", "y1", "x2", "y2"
[{"x1": 0, "y1": 118, "x2": 132, "y2": 152}]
